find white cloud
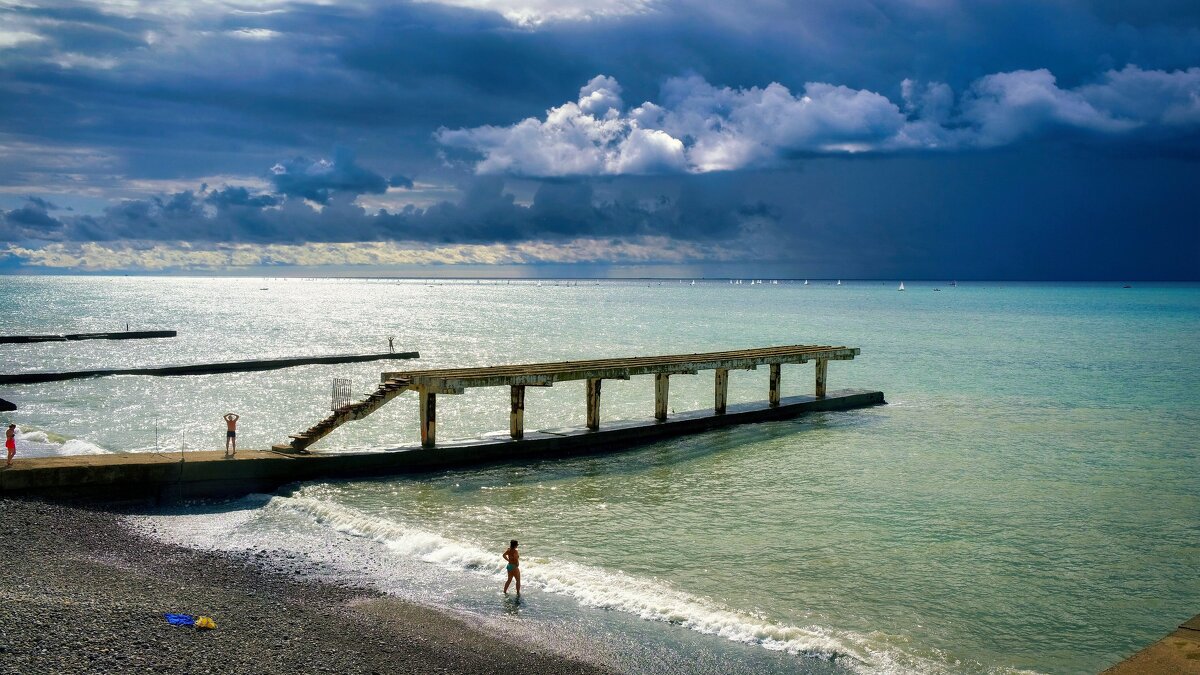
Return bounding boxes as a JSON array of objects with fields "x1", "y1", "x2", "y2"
[
  {"x1": 577, "y1": 74, "x2": 624, "y2": 116},
  {"x1": 960, "y1": 69, "x2": 1137, "y2": 146},
  {"x1": 438, "y1": 75, "x2": 639, "y2": 176},
  {"x1": 413, "y1": 0, "x2": 655, "y2": 26},
  {"x1": 227, "y1": 28, "x2": 282, "y2": 40},
  {"x1": 0, "y1": 30, "x2": 44, "y2": 49},
  {"x1": 50, "y1": 53, "x2": 121, "y2": 70},
  {"x1": 438, "y1": 66, "x2": 1200, "y2": 176},
  {"x1": 1077, "y1": 65, "x2": 1200, "y2": 127}
]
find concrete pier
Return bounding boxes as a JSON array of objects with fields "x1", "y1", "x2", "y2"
[
  {"x1": 281, "y1": 344, "x2": 861, "y2": 453},
  {"x1": 1, "y1": 351, "x2": 419, "y2": 385},
  {"x1": 0, "y1": 389, "x2": 884, "y2": 501}
]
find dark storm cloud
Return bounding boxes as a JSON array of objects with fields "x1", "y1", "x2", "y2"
[
  {"x1": 205, "y1": 186, "x2": 279, "y2": 209},
  {"x1": 2, "y1": 198, "x2": 65, "y2": 238},
  {"x1": 17, "y1": 163, "x2": 772, "y2": 246},
  {"x1": 269, "y1": 149, "x2": 388, "y2": 203}
]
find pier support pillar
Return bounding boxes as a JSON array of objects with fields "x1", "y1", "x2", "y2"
[
  {"x1": 815, "y1": 359, "x2": 828, "y2": 398},
  {"x1": 510, "y1": 385, "x2": 525, "y2": 439},
  {"x1": 769, "y1": 364, "x2": 781, "y2": 408},
  {"x1": 714, "y1": 368, "x2": 728, "y2": 415},
  {"x1": 586, "y1": 378, "x2": 602, "y2": 430},
  {"x1": 419, "y1": 387, "x2": 436, "y2": 448},
  {"x1": 655, "y1": 374, "x2": 670, "y2": 421}
]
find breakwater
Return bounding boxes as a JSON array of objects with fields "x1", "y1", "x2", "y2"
[
  {"x1": 0, "y1": 330, "x2": 177, "y2": 344},
  {"x1": 0, "y1": 351, "x2": 419, "y2": 385}
]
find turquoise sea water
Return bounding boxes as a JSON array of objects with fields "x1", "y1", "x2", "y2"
[{"x1": 2, "y1": 277, "x2": 1198, "y2": 674}]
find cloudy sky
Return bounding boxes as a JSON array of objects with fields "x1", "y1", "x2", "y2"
[{"x1": 1, "y1": 0, "x2": 1197, "y2": 278}]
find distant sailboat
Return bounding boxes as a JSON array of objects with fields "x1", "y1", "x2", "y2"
[
  {"x1": 836, "y1": 280, "x2": 842, "y2": 286},
  {"x1": 803, "y1": 279, "x2": 809, "y2": 286},
  {"x1": 898, "y1": 281, "x2": 906, "y2": 291}
]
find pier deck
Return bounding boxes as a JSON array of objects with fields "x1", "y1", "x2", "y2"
[
  {"x1": 0, "y1": 389, "x2": 884, "y2": 501},
  {"x1": 280, "y1": 344, "x2": 859, "y2": 452}
]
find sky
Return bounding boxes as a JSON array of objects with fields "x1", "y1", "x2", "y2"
[{"x1": 1, "y1": 0, "x2": 1198, "y2": 279}]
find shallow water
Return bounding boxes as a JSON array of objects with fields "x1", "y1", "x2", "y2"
[{"x1": 4, "y1": 277, "x2": 1199, "y2": 674}]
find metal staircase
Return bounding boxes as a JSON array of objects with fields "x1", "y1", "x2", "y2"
[{"x1": 272, "y1": 377, "x2": 411, "y2": 453}]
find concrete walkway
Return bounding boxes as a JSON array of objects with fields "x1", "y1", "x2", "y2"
[{"x1": 0, "y1": 389, "x2": 883, "y2": 501}]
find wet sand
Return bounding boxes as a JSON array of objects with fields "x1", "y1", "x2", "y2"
[{"x1": 0, "y1": 498, "x2": 611, "y2": 674}]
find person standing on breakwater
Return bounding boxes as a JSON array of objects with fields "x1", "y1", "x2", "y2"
[
  {"x1": 223, "y1": 412, "x2": 239, "y2": 457},
  {"x1": 503, "y1": 540, "x2": 520, "y2": 596},
  {"x1": 5, "y1": 424, "x2": 15, "y2": 468},
  {"x1": 388, "y1": 336, "x2": 395, "y2": 353}
]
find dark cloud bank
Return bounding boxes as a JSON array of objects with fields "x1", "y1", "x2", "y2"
[
  {"x1": 1, "y1": 0, "x2": 1198, "y2": 278},
  {"x1": 6, "y1": 147, "x2": 1195, "y2": 279}
]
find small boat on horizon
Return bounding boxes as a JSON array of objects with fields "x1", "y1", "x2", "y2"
[{"x1": 898, "y1": 281, "x2": 905, "y2": 291}]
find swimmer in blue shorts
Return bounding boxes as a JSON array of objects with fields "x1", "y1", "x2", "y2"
[{"x1": 502, "y1": 539, "x2": 520, "y2": 596}]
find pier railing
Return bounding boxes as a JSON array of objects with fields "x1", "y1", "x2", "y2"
[{"x1": 277, "y1": 345, "x2": 859, "y2": 452}]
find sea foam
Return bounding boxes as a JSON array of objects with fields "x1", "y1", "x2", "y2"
[
  {"x1": 131, "y1": 492, "x2": 1025, "y2": 675},
  {"x1": 13, "y1": 429, "x2": 112, "y2": 457},
  {"x1": 263, "y1": 494, "x2": 966, "y2": 675}
]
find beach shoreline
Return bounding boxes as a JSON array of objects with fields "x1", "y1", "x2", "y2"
[{"x1": 0, "y1": 497, "x2": 611, "y2": 674}]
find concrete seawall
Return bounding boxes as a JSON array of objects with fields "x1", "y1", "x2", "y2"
[{"x1": 0, "y1": 389, "x2": 884, "y2": 501}]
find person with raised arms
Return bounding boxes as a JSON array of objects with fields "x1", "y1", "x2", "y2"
[{"x1": 223, "y1": 412, "x2": 239, "y2": 457}]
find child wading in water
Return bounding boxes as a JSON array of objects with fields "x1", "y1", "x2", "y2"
[{"x1": 502, "y1": 539, "x2": 520, "y2": 596}]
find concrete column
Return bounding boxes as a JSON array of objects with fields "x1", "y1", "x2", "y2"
[
  {"x1": 586, "y1": 378, "x2": 602, "y2": 430},
  {"x1": 654, "y1": 373, "x2": 670, "y2": 421},
  {"x1": 769, "y1": 363, "x2": 781, "y2": 408},
  {"x1": 510, "y1": 385, "x2": 525, "y2": 439},
  {"x1": 714, "y1": 368, "x2": 728, "y2": 415},
  {"x1": 419, "y1": 387, "x2": 436, "y2": 448},
  {"x1": 815, "y1": 359, "x2": 828, "y2": 398}
]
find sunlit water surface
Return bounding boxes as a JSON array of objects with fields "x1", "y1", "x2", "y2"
[{"x1": 2, "y1": 277, "x2": 1197, "y2": 674}]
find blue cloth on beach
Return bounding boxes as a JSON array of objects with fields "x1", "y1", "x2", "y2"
[{"x1": 165, "y1": 613, "x2": 195, "y2": 626}]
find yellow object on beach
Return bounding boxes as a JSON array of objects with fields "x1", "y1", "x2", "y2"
[{"x1": 195, "y1": 616, "x2": 217, "y2": 630}]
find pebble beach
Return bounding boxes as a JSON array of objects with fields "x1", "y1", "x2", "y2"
[{"x1": 0, "y1": 498, "x2": 610, "y2": 675}]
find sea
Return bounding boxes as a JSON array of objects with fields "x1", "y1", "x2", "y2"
[{"x1": 1, "y1": 276, "x2": 1197, "y2": 675}]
